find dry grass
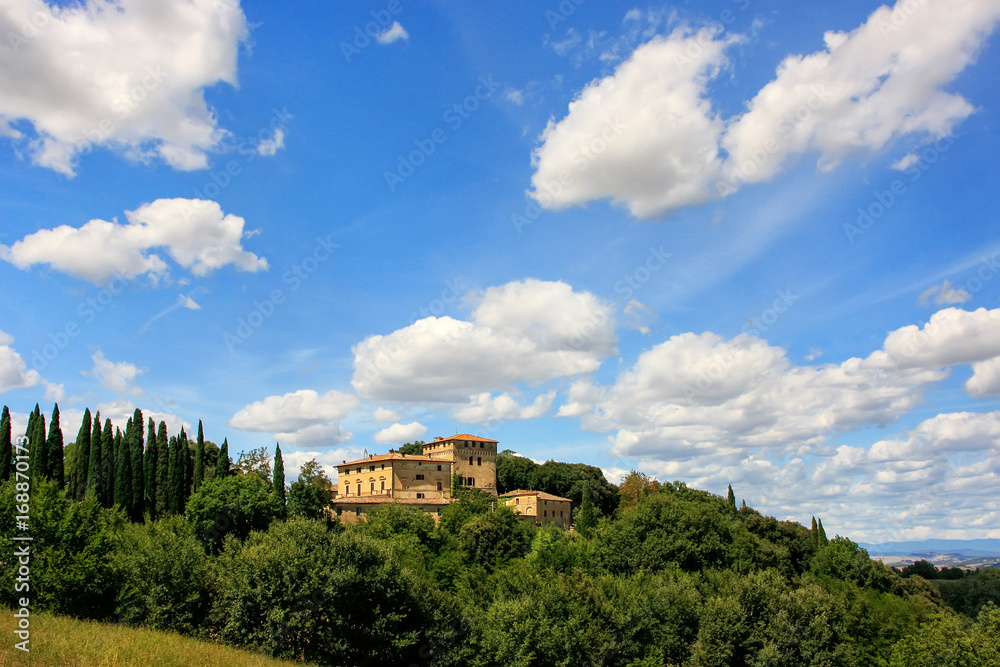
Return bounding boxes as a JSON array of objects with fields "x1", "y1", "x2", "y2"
[{"x1": 0, "y1": 611, "x2": 307, "y2": 667}]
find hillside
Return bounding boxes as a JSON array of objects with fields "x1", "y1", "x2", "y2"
[{"x1": 0, "y1": 611, "x2": 306, "y2": 667}]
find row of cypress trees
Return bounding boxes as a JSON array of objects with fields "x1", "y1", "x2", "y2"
[{"x1": 0, "y1": 403, "x2": 233, "y2": 521}]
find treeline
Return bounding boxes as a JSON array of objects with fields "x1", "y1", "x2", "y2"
[{"x1": 0, "y1": 402, "x2": 277, "y2": 522}]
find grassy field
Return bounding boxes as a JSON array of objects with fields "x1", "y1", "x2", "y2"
[{"x1": 0, "y1": 612, "x2": 307, "y2": 667}]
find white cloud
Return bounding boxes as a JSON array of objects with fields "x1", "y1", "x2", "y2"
[
  {"x1": 505, "y1": 88, "x2": 525, "y2": 105},
  {"x1": 0, "y1": 198, "x2": 268, "y2": 284},
  {"x1": 228, "y1": 389, "x2": 359, "y2": 446},
  {"x1": 256, "y1": 128, "x2": 285, "y2": 156},
  {"x1": 376, "y1": 21, "x2": 408, "y2": 45},
  {"x1": 281, "y1": 446, "x2": 366, "y2": 484},
  {"x1": 83, "y1": 349, "x2": 145, "y2": 396},
  {"x1": 966, "y1": 357, "x2": 1000, "y2": 398},
  {"x1": 918, "y1": 280, "x2": 971, "y2": 306},
  {"x1": 88, "y1": 397, "x2": 189, "y2": 437},
  {"x1": 352, "y1": 279, "x2": 615, "y2": 403},
  {"x1": 451, "y1": 391, "x2": 555, "y2": 424},
  {"x1": 179, "y1": 294, "x2": 202, "y2": 311},
  {"x1": 0, "y1": 0, "x2": 248, "y2": 176},
  {"x1": 371, "y1": 406, "x2": 403, "y2": 424},
  {"x1": 0, "y1": 329, "x2": 42, "y2": 393},
  {"x1": 891, "y1": 153, "x2": 920, "y2": 171},
  {"x1": 531, "y1": 0, "x2": 1000, "y2": 217},
  {"x1": 530, "y1": 26, "x2": 732, "y2": 217},
  {"x1": 373, "y1": 421, "x2": 427, "y2": 445},
  {"x1": 871, "y1": 306, "x2": 1000, "y2": 370}
]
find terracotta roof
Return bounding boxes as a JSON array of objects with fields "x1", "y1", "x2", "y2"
[
  {"x1": 501, "y1": 489, "x2": 573, "y2": 502},
  {"x1": 331, "y1": 496, "x2": 453, "y2": 506},
  {"x1": 336, "y1": 452, "x2": 446, "y2": 468},
  {"x1": 426, "y1": 433, "x2": 499, "y2": 444}
]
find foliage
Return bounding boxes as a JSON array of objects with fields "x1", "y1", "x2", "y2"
[
  {"x1": 272, "y1": 443, "x2": 286, "y2": 516},
  {"x1": 458, "y1": 504, "x2": 533, "y2": 568},
  {"x1": 185, "y1": 474, "x2": 283, "y2": 551},
  {"x1": 438, "y1": 486, "x2": 497, "y2": 535},
  {"x1": 939, "y1": 567, "x2": 1000, "y2": 618},
  {"x1": 236, "y1": 445, "x2": 272, "y2": 481},
  {"x1": 110, "y1": 515, "x2": 212, "y2": 634},
  {"x1": 495, "y1": 450, "x2": 537, "y2": 494},
  {"x1": 810, "y1": 537, "x2": 900, "y2": 594},
  {"x1": 397, "y1": 440, "x2": 424, "y2": 456},
  {"x1": 287, "y1": 459, "x2": 334, "y2": 521},
  {"x1": 211, "y1": 518, "x2": 451, "y2": 666}
]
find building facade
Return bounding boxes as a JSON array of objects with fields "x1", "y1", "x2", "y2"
[
  {"x1": 331, "y1": 452, "x2": 452, "y2": 524},
  {"x1": 422, "y1": 433, "x2": 499, "y2": 495},
  {"x1": 501, "y1": 489, "x2": 573, "y2": 529}
]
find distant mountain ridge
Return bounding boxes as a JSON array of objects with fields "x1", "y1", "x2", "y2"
[{"x1": 858, "y1": 539, "x2": 1000, "y2": 558}]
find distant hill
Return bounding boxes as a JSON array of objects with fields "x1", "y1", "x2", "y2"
[{"x1": 859, "y1": 539, "x2": 1000, "y2": 558}]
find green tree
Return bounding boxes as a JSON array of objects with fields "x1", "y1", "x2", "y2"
[
  {"x1": 287, "y1": 459, "x2": 333, "y2": 520},
  {"x1": 727, "y1": 484, "x2": 736, "y2": 509},
  {"x1": 618, "y1": 470, "x2": 661, "y2": 511},
  {"x1": 809, "y1": 536, "x2": 899, "y2": 594},
  {"x1": 496, "y1": 449, "x2": 539, "y2": 494},
  {"x1": 573, "y1": 483, "x2": 601, "y2": 536},
  {"x1": 193, "y1": 419, "x2": 205, "y2": 491},
  {"x1": 185, "y1": 473, "x2": 283, "y2": 551},
  {"x1": 210, "y1": 519, "x2": 447, "y2": 666},
  {"x1": 143, "y1": 417, "x2": 156, "y2": 516},
  {"x1": 155, "y1": 421, "x2": 169, "y2": 516},
  {"x1": 45, "y1": 403, "x2": 64, "y2": 488},
  {"x1": 27, "y1": 404, "x2": 45, "y2": 484},
  {"x1": 100, "y1": 418, "x2": 114, "y2": 508},
  {"x1": 216, "y1": 437, "x2": 231, "y2": 478},
  {"x1": 114, "y1": 426, "x2": 131, "y2": 510},
  {"x1": 110, "y1": 515, "x2": 212, "y2": 633},
  {"x1": 129, "y1": 409, "x2": 144, "y2": 521},
  {"x1": 0, "y1": 406, "x2": 12, "y2": 482},
  {"x1": 397, "y1": 440, "x2": 424, "y2": 456},
  {"x1": 235, "y1": 445, "x2": 271, "y2": 481},
  {"x1": 272, "y1": 443, "x2": 286, "y2": 516},
  {"x1": 901, "y1": 560, "x2": 938, "y2": 580},
  {"x1": 86, "y1": 411, "x2": 102, "y2": 500},
  {"x1": 167, "y1": 435, "x2": 183, "y2": 515},
  {"x1": 180, "y1": 427, "x2": 192, "y2": 503},
  {"x1": 70, "y1": 408, "x2": 91, "y2": 499},
  {"x1": 458, "y1": 504, "x2": 533, "y2": 568},
  {"x1": 817, "y1": 517, "x2": 828, "y2": 545}
]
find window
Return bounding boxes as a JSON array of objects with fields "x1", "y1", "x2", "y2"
[
  {"x1": 336, "y1": 506, "x2": 342, "y2": 516},
  {"x1": 370, "y1": 482, "x2": 375, "y2": 493},
  {"x1": 356, "y1": 483, "x2": 361, "y2": 496},
  {"x1": 369, "y1": 465, "x2": 375, "y2": 472},
  {"x1": 437, "y1": 465, "x2": 442, "y2": 471},
  {"x1": 515, "y1": 498, "x2": 519, "y2": 504},
  {"x1": 355, "y1": 467, "x2": 361, "y2": 474},
  {"x1": 469, "y1": 477, "x2": 475, "y2": 487},
  {"x1": 560, "y1": 511, "x2": 564, "y2": 517},
  {"x1": 416, "y1": 474, "x2": 424, "y2": 480},
  {"x1": 416, "y1": 493, "x2": 425, "y2": 499},
  {"x1": 380, "y1": 480, "x2": 385, "y2": 491},
  {"x1": 381, "y1": 464, "x2": 385, "y2": 470},
  {"x1": 437, "y1": 481, "x2": 443, "y2": 491},
  {"x1": 544, "y1": 510, "x2": 547, "y2": 517},
  {"x1": 468, "y1": 456, "x2": 473, "y2": 465},
  {"x1": 477, "y1": 456, "x2": 481, "y2": 466}
]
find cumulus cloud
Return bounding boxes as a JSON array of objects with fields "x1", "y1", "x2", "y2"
[
  {"x1": 0, "y1": 0, "x2": 248, "y2": 176},
  {"x1": 229, "y1": 389, "x2": 358, "y2": 446},
  {"x1": 530, "y1": 26, "x2": 732, "y2": 217},
  {"x1": 918, "y1": 280, "x2": 971, "y2": 306},
  {"x1": 451, "y1": 391, "x2": 555, "y2": 424},
  {"x1": 373, "y1": 421, "x2": 427, "y2": 445},
  {"x1": 531, "y1": 0, "x2": 1000, "y2": 217},
  {"x1": 256, "y1": 128, "x2": 285, "y2": 156},
  {"x1": 371, "y1": 406, "x2": 403, "y2": 424},
  {"x1": 376, "y1": 21, "x2": 408, "y2": 44},
  {"x1": 0, "y1": 329, "x2": 42, "y2": 393},
  {"x1": 83, "y1": 349, "x2": 145, "y2": 396},
  {"x1": 569, "y1": 307, "x2": 1000, "y2": 460},
  {"x1": 352, "y1": 279, "x2": 615, "y2": 403},
  {"x1": 0, "y1": 198, "x2": 268, "y2": 284}
]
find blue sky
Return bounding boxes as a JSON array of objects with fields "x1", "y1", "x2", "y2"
[{"x1": 1, "y1": 0, "x2": 998, "y2": 541}]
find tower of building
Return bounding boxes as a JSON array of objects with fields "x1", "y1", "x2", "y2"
[{"x1": 422, "y1": 433, "x2": 498, "y2": 495}]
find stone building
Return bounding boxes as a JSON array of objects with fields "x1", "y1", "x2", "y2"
[
  {"x1": 422, "y1": 433, "x2": 499, "y2": 495},
  {"x1": 501, "y1": 489, "x2": 573, "y2": 529},
  {"x1": 331, "y1": 452, "x2": 452, "y2": 523}
]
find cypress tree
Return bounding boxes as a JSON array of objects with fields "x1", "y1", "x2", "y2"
[
  {"x1": 87, "y1": 411, "x2": 102, "y2": 500},
  {"x1": 0, "y1": 406, "x2": 12, "y2": 482},
  {"x1": 817, "y1": 518, "x2": 828, "y2": 545},
  {"x1": 740, "y1": 499, "x2": 747, "y2": 510},
  {"x1": 72, "y1": 408, "x2": 92, "y2": 499},
  {"x1": 113, "y1": 427, "x2": 129, "y2": 509},
  {"x1": 217, "y1": 438, "x2": 231, "y2": 478},
  {"x1": 155, "y1": 422, "x2": 169, "y2": 516},
  {"x1": 273, "y1": 443, "x2": 286, "y2": 516},
  {"x1": 180, "y1": 427, "x2": 192, "y2": 506},
  {"x1": 727, "y1": 484, "x2": 736, "y2": 508},
  {"x1": 193, "y1": 420, "x2": 205, "y2": 491},
  {"x1": 168, "y1": 435, "x2": 183, "y2": 515},
  {"x1": 130, "y1": 409, "x2": 144, "y2": 521},
  {"x1": 46, "y1": 404, "x2": 64, "y2": 488},
  {"x1": 144, "y1": 418, "x2": 156, "y2": 516},
  {"x1": 101, "y1": 419, "x2": 114, "y2": 507},
  {"x1": 27, "y1": 405, "x2": 44, "y2": 484},
  {"x1": 811, "y1": 516, "x2": 818, "y2": 550}
]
